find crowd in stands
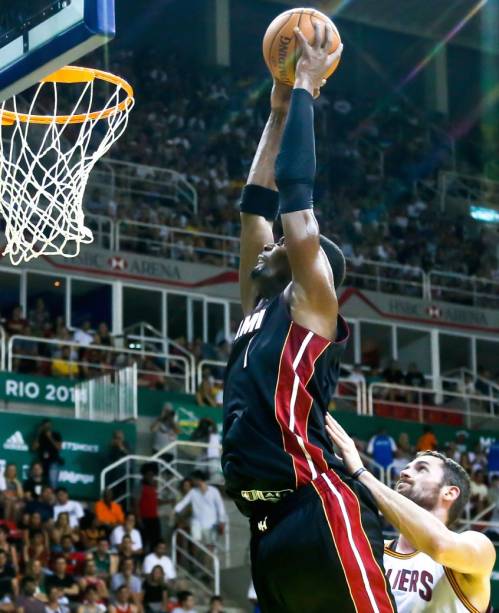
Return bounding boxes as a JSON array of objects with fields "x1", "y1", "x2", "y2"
[
  {"x1": 361, "y1": 424, "x2": 499, "y2": 538},
  {"x1": 75, "y1": 49, "x2": 499, "y2": 300},
  {"x1": 0, "y1": 414, "x2": 227, "y2": 613}
]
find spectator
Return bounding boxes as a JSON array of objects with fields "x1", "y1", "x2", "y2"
[
  {"x1": 109, "y1": 585, "x2": 138, "y2": 613},
  {"x1": 32, "y1": 420, "x2": 63, "y2": 489},
  {"x1": 110, "y1": 558, "x2": 142, "y2": 607},
  {"x1": 458, "y1": 373, "x2": 476, "y2": 396},
  {"x1": 28, "y1": 299, "x2": 50, "y2": 336},
  {"x1": 455, "y1": 431, "x2": 470, "y2": 455},
  {"x1": 23, "y1": 530, "x2": 50, "y2": 568},
  {"x1": 137, "y1": 469, "x2": 162, "y2": 552},
  {"x1": 1, "y1": 464, "x2": 24, "y2": 522},
  {"x1": 24, "y1": 560, "x2": 47, "y2": 601},
  {"x1": 415, "y1": 425, "x2": 438, "y2": 452},
  {"x1": 73, "y1": 322, "x2": 94, "y2": 346},
  {"x1": 172, "y1": 591, "x2": 197, "y2": 613},
  {"x1": 96, "y1": 323, "x2": 113, "y2": 347},
  {"x1": 45, "y1": 586, "x2": 68, "y2": 613},
  {"x1": 0, "y1": 549, "x2": 17, "y2": 606},
  {"x1": 382, "y1": 360, "x2": 404, "y2": 401},
  {"x1": 92, "y1": 538, "x2": 118, "y2": 581},
  {"x1": 110, "y1": 514, "x2": 143, "y2": 554},
  {"x1": 366, "y1": 429, "x2": 397, "y2": 471},
  {"x1": 76, "y1": 585, "x2": 105, "y2": 613},
  {"x1": 50, "y1": 509, "x2": 75, "y2": 548},
  {"x1": 6, "y1": 306, "x2": 28, "y2": 336},
  {"x1": 0, "y1": 527, "x2": 18, "y2": 574},
  {"x1": 347, "y1": 364, "x2": 366, "y2": 386},
  {"x1": 15, "y1": 576, "x2": 46, "y2": 613},
  {"x1": 142, "y1": 540, "x2": 176, "y2": 581},
  {"x1": 80, "y1": 514, "x2": 107, "y2": 550},
  {"x1": 469, "y1": 470, "x2": 489, "y2": 515},
  {"x1": 51, "y1": 346, "x2": 79, "y2": 379},
  {"x1": 25, "y1": 486, "x2": 54, "y2": 523},
  {"x1": 195, "y1": 371, "x2": 218, "y2": 407},
  {"x1": 53, "y1": 489, "x2": 84, "y2": 529},
  {"x1": 487, "y1": 439, "x2": 499, "y2": 477},
  {"x1": 206, "y1": 596, "x2": 224, "y2": 613},
  {"x1": 23, "y1": 463, "x2": 47, "y2": 502},
  {"x1": 78, "y1": 558, "x2": 109, "y2": 602},
  {"x1": 56, "y1": 535, "x2": 86, "y2": 576},
  {"x1": 404, "y1": 362, "x2": 425, "y2": 402},
  {"x1": 116, "y1": 535, "x2": 136, "y2": 562},
  {"x1": 174, "y1": 471, "x2": 226, "y2": 551},
  {"x1": 142, "y1": 566, "x2": 170, "y2": 613},
  {"x1": 94, "y1": 490, "x2": 125, "y2": 530},
  {"x1": 44, "y1": 556, "x2": 79, "y2": 604},
  {"x1": 150, "y1": 404, "x2": 179, "y2": 458},
  {"x1": 109, "y1": 431, "x2": 131, "y2": 464},
  {"x1": 485, "y1": 475, "x2": 499, "y2": 540}
]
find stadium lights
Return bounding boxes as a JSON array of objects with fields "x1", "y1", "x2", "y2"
[{"x1": 470, "y1": 205, "x2": 499, "y2": 223}]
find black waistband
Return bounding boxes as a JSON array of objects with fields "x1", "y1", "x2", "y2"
[{"x1": 248, "y1": 481, "x2": 318, "y2": 532}]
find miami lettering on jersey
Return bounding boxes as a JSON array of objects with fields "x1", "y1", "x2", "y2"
[{"x1": 234, "y1": 308, "x2": 267, "y2": 341}]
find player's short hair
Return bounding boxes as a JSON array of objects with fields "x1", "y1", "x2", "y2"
[
  {"x1": 320, "y1": 235, "x2": 346, "y2": 290},
  {"x1": 416, "y1": 450, "x2": 470, "y2": 526}
]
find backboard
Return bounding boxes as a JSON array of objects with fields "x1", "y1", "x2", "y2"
[{"x1": 0, "y1": 0, "x2": 115, "y2": 102}]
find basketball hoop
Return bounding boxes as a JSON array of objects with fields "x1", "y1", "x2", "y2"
[{"x1": 0, "y1": 66, "x2": 134, "y2": 265}]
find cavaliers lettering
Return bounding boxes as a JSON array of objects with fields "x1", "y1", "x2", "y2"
[
  {"x1": 386, "y1": 567, "x2": 433, "y2": 602},
  {"x1": 384, "y1": 546, "x2": 473, "y2": 612}
]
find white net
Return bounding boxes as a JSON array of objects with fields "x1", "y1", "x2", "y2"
[{"x1": 0, "y1": 67, "x2": 134, "y2": 265}]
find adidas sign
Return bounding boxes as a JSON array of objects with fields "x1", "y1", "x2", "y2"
[{"x1": 3, "y1": 431, "x2": 28, "y2": 452}]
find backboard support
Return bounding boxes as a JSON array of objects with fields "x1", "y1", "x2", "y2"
[{"x1": 0, "y1": 0, "x2": 115, "y2": 102}]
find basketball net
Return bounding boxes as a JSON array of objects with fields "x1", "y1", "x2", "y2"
[{"x1": 0, "y1": 66, "x2": 134, "y2": 265}]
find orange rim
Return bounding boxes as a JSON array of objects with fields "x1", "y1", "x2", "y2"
[{"x1": 0, "y1": 66, "x2": 134, "y2": 126}]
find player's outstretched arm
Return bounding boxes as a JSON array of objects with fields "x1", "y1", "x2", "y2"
[
  {"x1": 325, "y1": 414, "x2": 496, "y2": 580},
  {"x1": 239, "y1": 82, "x2": 291, "y2": 315},
  {"x1": 275, "y1": 23, "x2": 343, "y2": 339}
]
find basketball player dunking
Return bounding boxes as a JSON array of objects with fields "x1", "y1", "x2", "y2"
[
  {"x1": 222, "y1": 23, "x2": 395, "y2": 612},
  {"x1": 326, "y1": 414, "x2": 495, "y2": 612}
]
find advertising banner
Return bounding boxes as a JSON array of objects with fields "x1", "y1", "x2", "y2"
[{"x1": 0, "y1": 412, "x2": 135, "y2": 500}]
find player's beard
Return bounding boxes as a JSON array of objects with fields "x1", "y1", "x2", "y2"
[{"x1": 397, "y1": 480, "x2": 441, "y2": 513}]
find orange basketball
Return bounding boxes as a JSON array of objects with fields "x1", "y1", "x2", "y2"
[{"x1": 262, "y1": 8, "x2": 341, "y2": 87}]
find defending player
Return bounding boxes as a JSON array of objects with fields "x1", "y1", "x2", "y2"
[
  {"x1": 326, "y1": 413, "x2": 495, "y2": 612},
  {"x1": 222, "y1": 23, "x2": 395, "y2": 613}
]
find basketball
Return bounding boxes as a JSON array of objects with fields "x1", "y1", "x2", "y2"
[{"x1": 262, "y1": 8, "x2": 342, "y2": 86}]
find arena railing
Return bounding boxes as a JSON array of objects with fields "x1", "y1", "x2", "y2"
[
  {"x1": 86, "y1": 214, "x2": 115, "y2": 250},
  {"x1": 367, "y1": 382, "x2": 499, "y2": 429},
  {"x1": 172, "y1": 528, "x2": 220, "y2": 596},
  {"x1": 196, "y1": 359, "x2": 366, "y2": 415},
  {"x1": 440, "y1": 170, "x2": 499, "y2": 212},
  {"x1": 345, "y1": 258, "x2": 426, "y2": 298},
  {"x1": 428, "y1": 269, "x2": 499, "y2": 309},
  {"x1": 101, "y1": 441, "x2": 230, "y2": 565},
  {"x1": 88, "y1": 159, "x2": 198, "y2": 215},
  {"x1": 7, "y1": 335, "x2": 191, "y2": 394},
  {"x1": 0, "y1": 326, "x2": 5, "y2": 372},
  {"x1": 115, "y1": 220, "x2": 240, "y2": 267},
  {"x1": 119, "y1": 322, "x2": 197, "y2": 394}
]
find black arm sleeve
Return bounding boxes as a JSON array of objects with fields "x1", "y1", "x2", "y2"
[
  {"x1": 239, "y1": 184, "x2": 279, "y2": 221},
  {"x1": 275, "y1": 88, "x2": 315, "y2": 214}
]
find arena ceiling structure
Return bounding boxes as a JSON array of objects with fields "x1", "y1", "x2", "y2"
[{"x1": 263, "y1": 0, "x2": 499, "y2": 53}]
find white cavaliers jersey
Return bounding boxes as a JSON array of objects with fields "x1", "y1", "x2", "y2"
[{"x1": 384, "y1": 541, "x2": 481, "y2": 613}]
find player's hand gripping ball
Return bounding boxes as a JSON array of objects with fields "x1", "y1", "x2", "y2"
[{"x1": 263, "y1": 8, "x2": 341, "y2": 87}]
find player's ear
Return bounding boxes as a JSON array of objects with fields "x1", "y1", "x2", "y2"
[{"x1": 442, "y1": 484, "x2": 460, "y2": 503}]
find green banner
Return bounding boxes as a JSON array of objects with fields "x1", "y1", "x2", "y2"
[
  {"x1": 0, "y1": 412, "x2": 135, "y2": 500},
  {"x1": 0, "y1": 372, "x2": 74, "y2": 407}
]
